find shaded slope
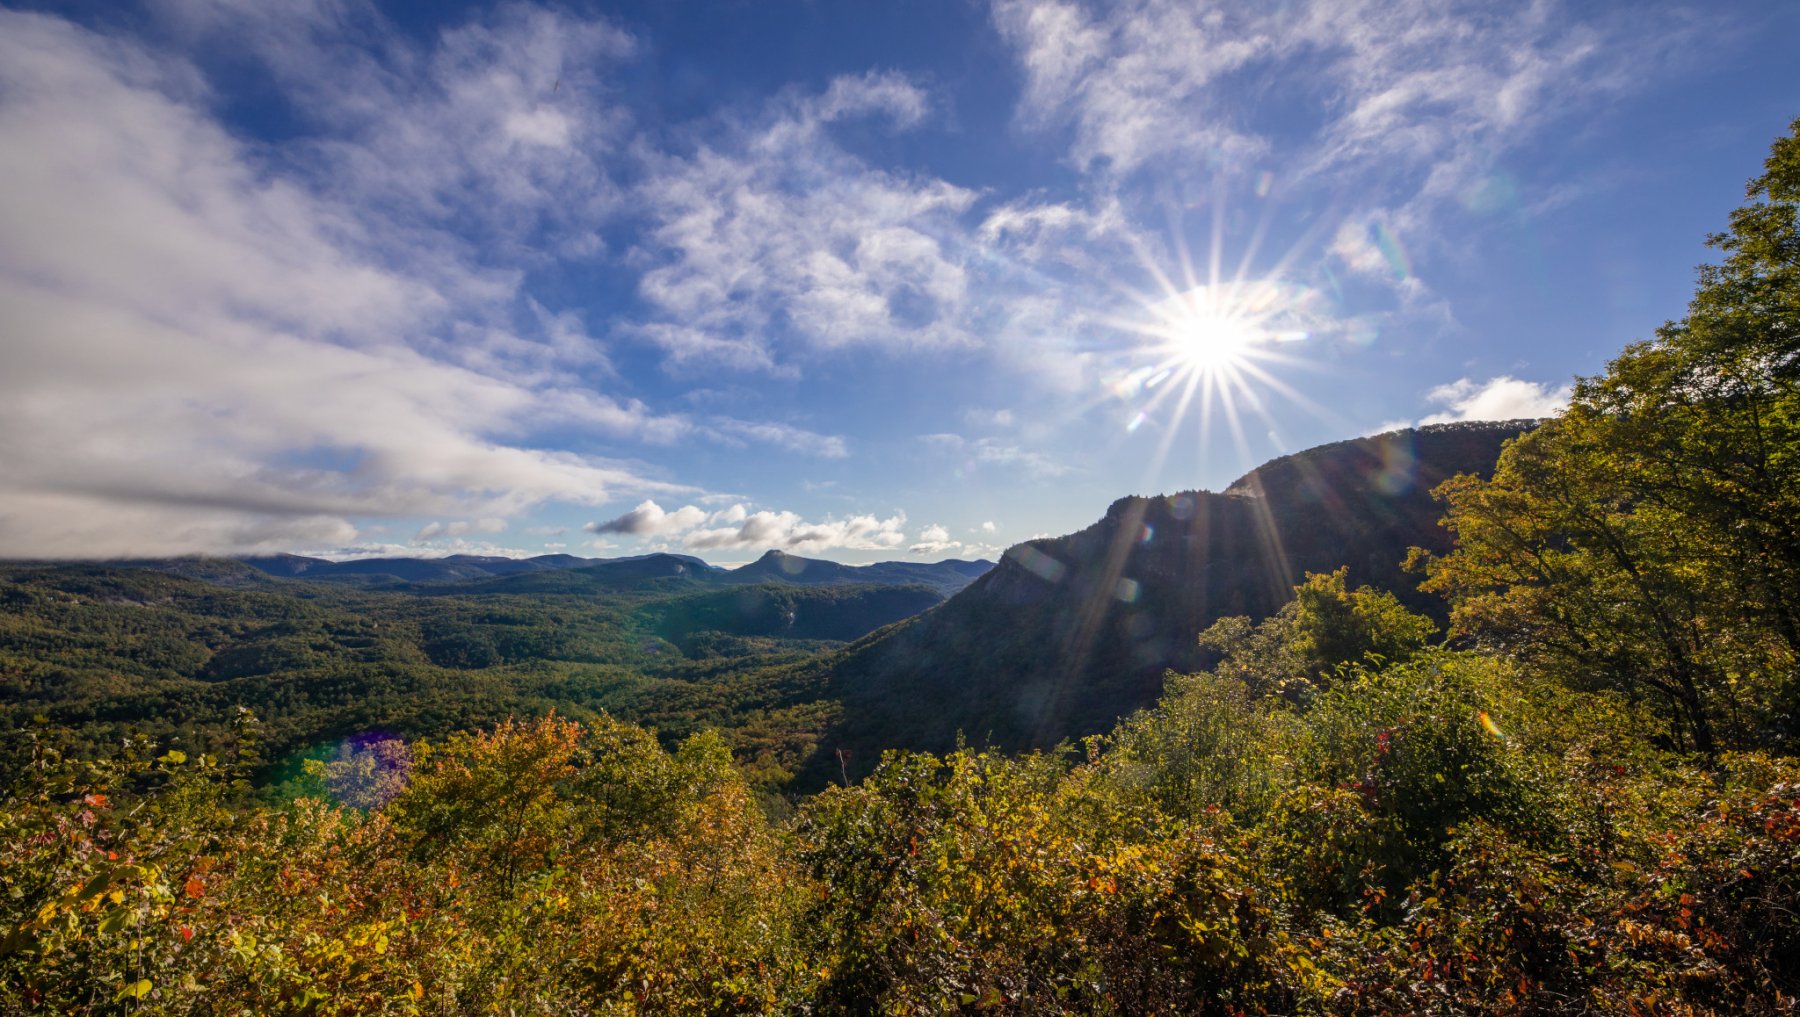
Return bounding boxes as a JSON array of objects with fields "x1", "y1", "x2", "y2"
[
  {"x1": 646, "y1": 583, "x2": 947, "y2": 650},
  {"x1": 803, "y1": 422, "x2": 1534, "y2": 782},
  {"x1": 428, "y1": 553, "x2": 718, "y2": 594}
]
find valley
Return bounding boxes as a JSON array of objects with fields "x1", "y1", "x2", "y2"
[{"x1": 2, "y1": 422, "x2": 1526, "y2": 795}]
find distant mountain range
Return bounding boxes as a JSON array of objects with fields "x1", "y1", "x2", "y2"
[
  {"x1": 209, "y1": 549, "x2": 989, "y2": 597},
  {"x1": 797, "y1": 421, "x2": 1536, "y2": 783}
]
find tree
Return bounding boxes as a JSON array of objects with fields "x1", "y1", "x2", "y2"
[
  {"x1": 1416, "y1": 119, "x2": 1800, "y2": 755},
  {"x1": 1199, "y1": 567, "x2": 1437, "y2": 702}
]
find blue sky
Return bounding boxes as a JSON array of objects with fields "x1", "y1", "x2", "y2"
[{"x1": 2, "y1": 0, "x2": 1796, "y2": 564}]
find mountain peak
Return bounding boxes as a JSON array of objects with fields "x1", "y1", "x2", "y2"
[
  {"x1": 740, "y1": 548, "x2": 818, "y2": 577},
  {"x1": 803, "y1": 421, "x2": 1534, "y2": 785}
]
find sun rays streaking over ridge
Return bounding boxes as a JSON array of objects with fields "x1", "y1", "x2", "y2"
[{"x1": 1105, "y1": 273, "x2": 1336, "y2": 488}]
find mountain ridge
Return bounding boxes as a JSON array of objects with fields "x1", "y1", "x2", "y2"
[
  {"x1": 20, "y1": 549, "x2": 995, "y2": 596},
  {"x1": 797, "y1": 421, "x2": 1538, "y2": 784}
]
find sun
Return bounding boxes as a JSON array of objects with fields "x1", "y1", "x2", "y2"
[
  {"x1": 1148, "y1": 282, "x2": 1284, "y2": 380},
  {"x1": 1102, "y1": 273, "x2": 1326, "y2": 484},
  {"x1": 1166, "y1": 301, "x2": 1261, "y2": 375}
]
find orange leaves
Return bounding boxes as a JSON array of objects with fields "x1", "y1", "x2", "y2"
[{"x1": 183, "y1": 875, "x2": 205, "y2": 899}]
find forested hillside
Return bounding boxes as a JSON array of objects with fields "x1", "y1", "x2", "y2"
[
  {"x1": 0, "y1": 564, "x2": 949, "y2": 786},
  {"x1": 3, "y1": 120, "x2": 1799, "y2": 1015},
  {"x1": 796, "y1": 420, "x2": 1530, "y2": 784}
]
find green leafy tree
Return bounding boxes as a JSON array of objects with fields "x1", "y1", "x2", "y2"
[
  {"x1": 1416, "y1": 119, "x2": 1800, "y2": 755},
  {"x1": 1199, "y1": 567, "x2": 1437, "y2": 701}
]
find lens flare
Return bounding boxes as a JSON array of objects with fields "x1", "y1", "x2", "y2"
[
  {"x1": 1478, "y1": 709, "x2": 1506, "y2": 741},
  {"x1": 1083, "y1": 184, "x2": 1357, "y2": 496},
  {"x1": 1167, "y1": 299, "x2": 1259, "y2": 375}
]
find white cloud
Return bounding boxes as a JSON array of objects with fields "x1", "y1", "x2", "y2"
[
  {"x1": 580, "y1": 498, "x2": 910, "y2": 555},
  {"x1": 975, "y1": 198, "x2": 1131, "y2": 272},
  {"x1": 164, "y1": 0, "x2": 636, "y2": 259},
  {"x1": 0, "y1": 9, "x2": 688, "y2": 557},
  {"x1": 708, "y1": 503, "x2": 749, "y2": 526},
  {"x1": 909, "y1": 523, "x2": 1003, "y2": 558},
  {"x1": 585, "y1": 500, "x2": 709, "y2": 537},
  {"x1": 705, "y1": 419, "x2": 849, "y2": 458},
  {"x1": 991, "y1": 0, "x2": 1272, "y2": 175},
  {"x1": 630, "y1": 72, "x2": 979, "y2": 371},
  {"x1": 973, "y1": 441, "x2": 1072, "y2": 478},
  {"x1": 908, "y1": 524, "x2": 958, "y2": 555},
  {"x1": 586, "y1": 499, "x2": 908, "y2": 555},
  {"x1": 1419, "y1": 376, "x2": 1570, "y2": 424},
  {"x1": 681, "y1": 508, "x2": 909, "y2": 555},
  {"x1": 992, "y1": 0, "x2": 1651, "y2": 187},
  {"x1": 989, "y1": 0, "x2": 1682, "y2": 313},
  {"x1": 920, "y1": 433, "x2": 1072, "y2": 478},
  {"x1": 1330, "y1": 216, "x2": 1401, "y2": 281}
]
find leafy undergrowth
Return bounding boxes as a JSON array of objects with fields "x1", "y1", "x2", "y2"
[{"x1": 5, "y1": 649, "x2": 1797, "y2": 1015}]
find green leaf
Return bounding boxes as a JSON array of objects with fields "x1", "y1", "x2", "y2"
[
  {"x1": 114, "y1": 979, "x2": 152, "y2": 1001},
  {"x1": 75, "y1": 868, "x2": 115, "y2": 903}
]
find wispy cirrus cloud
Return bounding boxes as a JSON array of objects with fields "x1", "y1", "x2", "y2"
[
  {"x1": 990, "y1": 0, "x2": 1273, "y2": 175},
  {"x1": 987, "y1": 0, "x2": 1697, "y2": 303},
  {"x1": 704, "y1": 419, "x2": 850, "y2": 459},
  {"x1": 920, "y1": 433, "x2": 1073, "y2": 479},
  {"x1": 991, "y1": 0, "x2": 1668, "y2": 189},
  {"x1": 629, "y1": 72, "x2": 979, "y2": 373},
  {"x1": 162, "y1": 0, "x2": 636, "y2": 260}
]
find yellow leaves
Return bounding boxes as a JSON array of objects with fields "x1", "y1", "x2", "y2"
[{"x1": 114, "y1": 978, "x2": 152, "y2": 1001}]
